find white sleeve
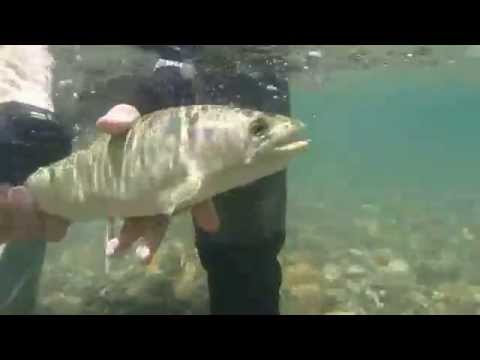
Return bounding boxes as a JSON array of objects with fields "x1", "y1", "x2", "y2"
[{"x1": 0, "y1": 45, "x2": 54, "y2": 112}]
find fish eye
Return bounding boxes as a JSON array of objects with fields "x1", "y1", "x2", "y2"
[{"x1": 249, "y1": 117, "x2": 269, "y2": 137}]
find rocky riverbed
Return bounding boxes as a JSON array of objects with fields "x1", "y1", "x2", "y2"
[{"x1": 35, "y1": 193, "x2": 480, "y2": 315}]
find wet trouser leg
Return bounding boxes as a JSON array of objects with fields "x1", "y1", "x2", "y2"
[
  {"x1": 195, "y1": 171, "x2": 286, "y2": 315},
  {"x1": 0, "y1": 241, "x2": 46, "y2": 314},
  {"x1": 0, "y1": 102, "x2": 72, "y2": 314},
  {"x1": 193, "y1": 71, "x2": 290, "y2": 315}
]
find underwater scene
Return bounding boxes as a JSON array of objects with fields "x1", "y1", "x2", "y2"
[{"x1": 2, "y1": 45, "x2": 480, "y2": 315}]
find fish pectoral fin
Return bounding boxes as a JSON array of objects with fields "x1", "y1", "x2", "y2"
[{"x1": 166, "y1": 175, "x2": 203, "y2": 215}]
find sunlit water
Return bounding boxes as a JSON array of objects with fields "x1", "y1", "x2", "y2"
[{"x1": 35, "y1": 46, "x2": 480, "y2": 315}]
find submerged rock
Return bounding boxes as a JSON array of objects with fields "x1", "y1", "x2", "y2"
[
  {"x1": 415, "y1": 251, "x2": 462, "y2": 285},
  {"x1": 284, "y1": 262, "x2": 323, "y2": 287},
  {"x1": 322, "y1": 263, "x2": 342, "y2": 283},
  {"x1": 346, "y1": 265, "x2": 368, "y2": 278},
  {"x1": 386, "y1": 259, "x2": 410, "y2": 273},
  {"x1": 40, "y1": 292, "x2": 84, "y2": 314},
  {"x1": 323, "y1": 311, "x2": 357, "y2": 315}
]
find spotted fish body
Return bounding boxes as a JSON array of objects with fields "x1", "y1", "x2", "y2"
[{"x1": 25, "y1": 105, "x2": 309, "y2": 222}]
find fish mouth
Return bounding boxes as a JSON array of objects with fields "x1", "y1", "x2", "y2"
[
  {"x1": 273, "y1": 121, "x2": 311, "y2": 152},
  {"x1": 274, "y1": 139, "x2": 311, "y2": 152}
]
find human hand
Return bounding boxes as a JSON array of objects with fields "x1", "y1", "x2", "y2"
[{"x1": 0, "y1": 184, "x2": 70, "y2": 244}]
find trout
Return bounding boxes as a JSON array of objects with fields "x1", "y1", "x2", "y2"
[{"x1": 25, "y1": 105, "x2": 310, "y2": 222}]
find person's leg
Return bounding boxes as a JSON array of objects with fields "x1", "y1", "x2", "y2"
[
  {"x1": 194, "y1": 71, "x2": 290, "y2": 314},
  {"x1": 195, "y1": 171, "x2": 286, "y2": 314},
  {"x1": 0, "y1": 240, "x2": 47, "y2": 314},
  {"x1": 0, "y1": 102, "x2": 72, "y2": 314}
]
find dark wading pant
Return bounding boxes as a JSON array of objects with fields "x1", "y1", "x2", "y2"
[
  {"x1": 193, "y1": 72, "x2": 290, "y2": 315},
  {"x1": 0, "y1": 102, "x2": 72, "y2": 314},
  {"x1": 195, "y1": 172, "x2": 286, "y2": 315}
]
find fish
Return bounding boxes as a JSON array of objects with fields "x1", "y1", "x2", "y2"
[{"x1": 25, "y1": 104, "x2": 310, "y2": 222}]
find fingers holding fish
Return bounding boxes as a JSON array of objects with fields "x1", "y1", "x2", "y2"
[
  {"x1": 0, "y1": 184, "x2": 41, "y2": 242},
  {"x1": 191, "y1": 199, "x2": 220, "y2": 233},
  {"x1": 0, "y1": 184, "x2": 31, "y2": 210},
  {"x1": 8, "y1": 186, "x2": 41, "y2": 233},
  {"x1": 107, "y1": 216, "x2": 163, "y2": 257},
  {"x1": 106, "y1": 215, "x2": 170, "y2": 265},
  {"x1": 110, "y1": 217, "x2": 149, "y2": 256},
  {"x1": 107, "y1": 199, "x2": 219, "y2": 265},
  {"x1": 0, "y1": 184, "x2": 70, "y2": 243},
  {"x1": 0, "y1": 206, "x2": 42, "y2": 243},
  {"x1": 136, "y1": 215, "x2": 170, "y2": 265}
]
